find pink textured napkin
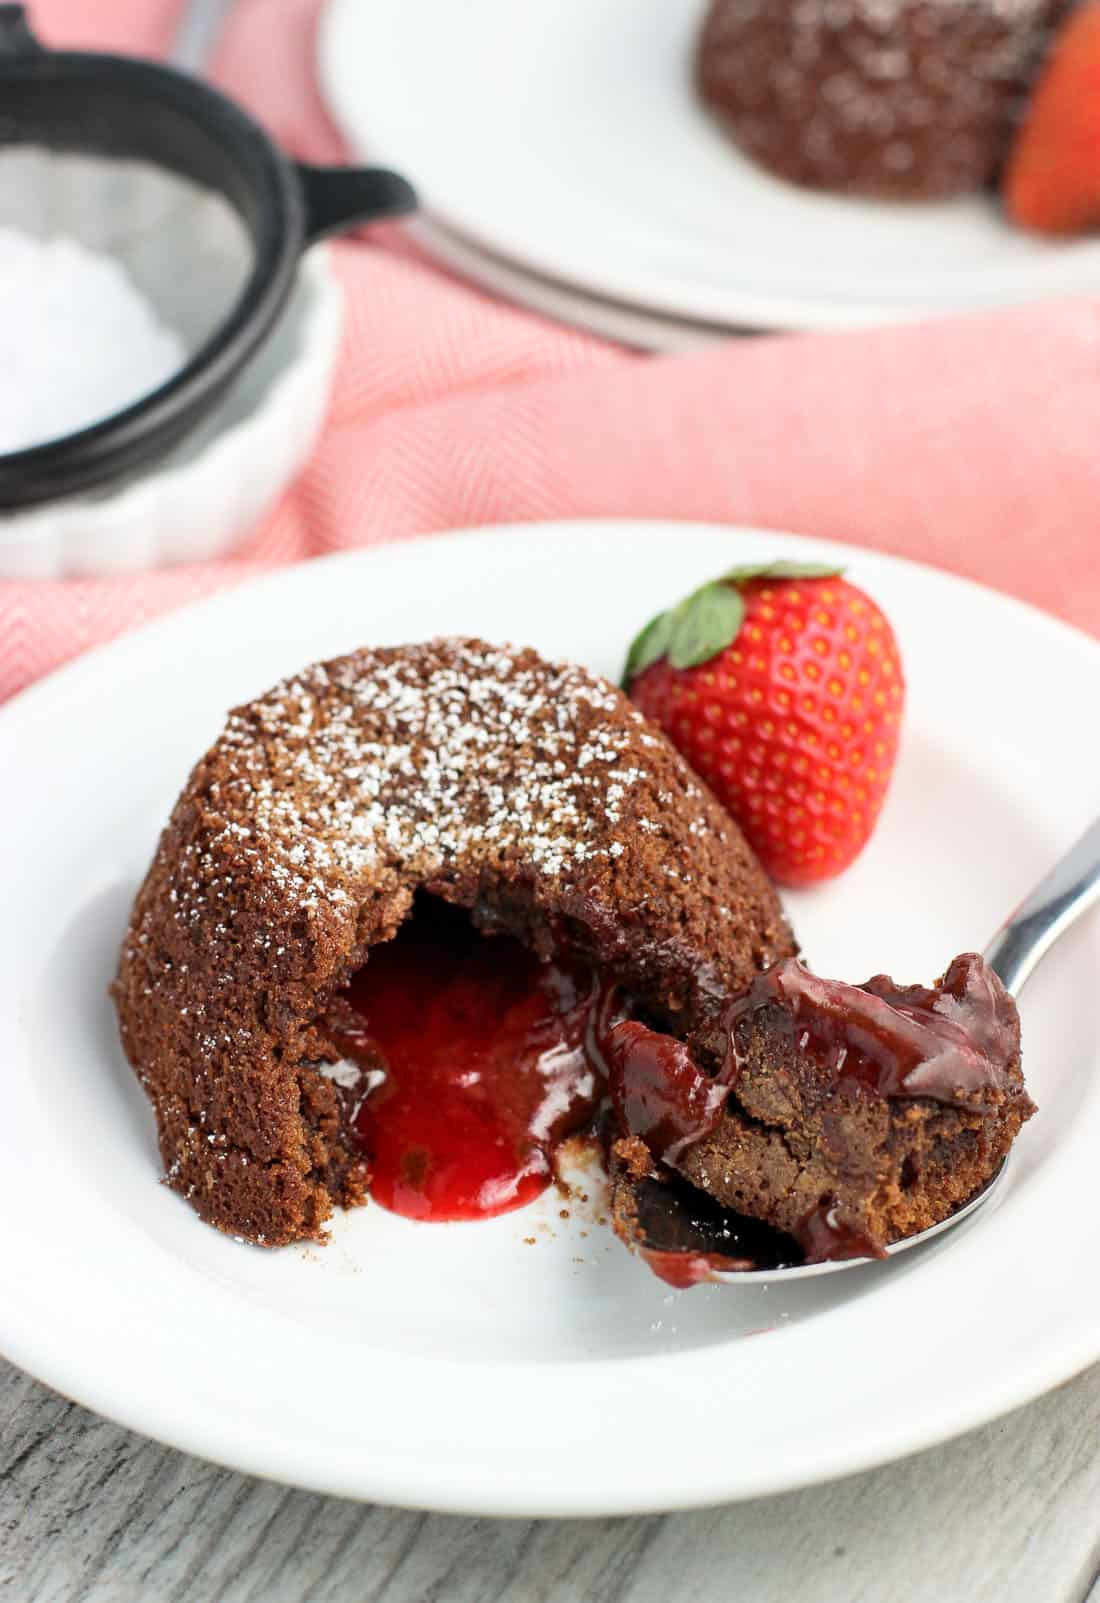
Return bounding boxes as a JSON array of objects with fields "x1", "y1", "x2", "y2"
[{"x1": 2, "y1": 0, "x2": 1099, "y2": 704}]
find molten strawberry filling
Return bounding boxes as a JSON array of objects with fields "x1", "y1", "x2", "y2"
[{"x1": 328, "y1": 903, "x2": 602, "y2": 1222}]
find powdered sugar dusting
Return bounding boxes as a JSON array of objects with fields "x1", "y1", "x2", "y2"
[{"x1": 162, "y1": 639, "x2": 708, "y2": 950}]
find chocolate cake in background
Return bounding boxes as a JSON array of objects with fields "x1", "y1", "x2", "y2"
[
  {"x1": 112, "y1": 637, "x2": 795, "y2": 1247},
  {"x1": 696, "y1": 0, "x2": 1065, "y2": 200}
]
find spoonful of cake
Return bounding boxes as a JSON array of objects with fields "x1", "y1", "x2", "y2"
[{"x1": 607, "y1": 814, "x2": 1100, "y2": 1286}]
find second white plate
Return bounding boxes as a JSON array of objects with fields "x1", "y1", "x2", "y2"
[{"x1": 320, "y1": 0, "x2": 1100, "y2": 331}]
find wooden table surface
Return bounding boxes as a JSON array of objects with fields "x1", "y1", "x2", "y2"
[{"x1": 4, "y1": 1354, "x2": 1100, "y2": 1602}]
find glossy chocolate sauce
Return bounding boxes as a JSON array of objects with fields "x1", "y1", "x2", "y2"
[
  {"x1": 725, "y1": 953, "x2": 1019, "y2": 1114},
  {"x1": 606, "y1": 1022, "x2": 733, "y2": 1167},
  {"x1": 608, "y1": 952, "x2": 1018, "y2": 1175},
  {"x1": 795, "y1": 1200, "x2": 884, "y2": 1263}
]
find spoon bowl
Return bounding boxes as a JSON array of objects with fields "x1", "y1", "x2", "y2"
[{"x1": 706, "y1": 1159, "x2": 1009, "y2": 1284}]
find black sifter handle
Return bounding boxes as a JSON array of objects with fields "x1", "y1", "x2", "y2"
[
  {"x1": 0, "y1": 5, "x2": 44, "y2": 58},
  {"x1": 296, "y1": 163, "x2": 417, "y2": 247}
]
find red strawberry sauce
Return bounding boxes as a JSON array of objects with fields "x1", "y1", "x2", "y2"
[{"x1": 328, "y1": 904, "x2": 603, "y2": 1222}]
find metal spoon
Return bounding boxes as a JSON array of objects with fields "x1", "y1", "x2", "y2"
[
  {"x1": 169, "y1": 0, "x2": 236, "y2": 74},
  {"x1": 632, "y1": 814, "x2": 1100, "y2": 1285}
]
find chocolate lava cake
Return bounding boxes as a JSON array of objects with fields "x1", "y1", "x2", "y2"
[
  {"x1": 696, "y1": 0, "x2": 1062, "y2": 199},
  {"x1": 113, "y1": 637, "x2": 795, "y2": 1246},
  {"x1": 609, "y1": 951, "x2": 1034, "y2": 1270}
]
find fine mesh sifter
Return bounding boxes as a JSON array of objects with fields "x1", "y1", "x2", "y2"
[{"x1": 0, "y1": 5, "x2": 416, "y2": 508}]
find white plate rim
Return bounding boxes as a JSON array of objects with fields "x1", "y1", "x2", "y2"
[{"x1": 3, "y1": 518, "x2": 1100, "y2": 1516}]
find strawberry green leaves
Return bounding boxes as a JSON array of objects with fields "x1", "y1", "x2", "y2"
[
  {"x1": 621, "y1": 560, "x2": 844, "y2": 684},
  {"x1": 668, "y1": 583, "x2": 745, "y2": 671},
  {"x1": 623, "y1": 583, "x2": 741, "y2": 681},
  {"x1": 622, "y1": 608, "x2": 677, "y2": 683}
]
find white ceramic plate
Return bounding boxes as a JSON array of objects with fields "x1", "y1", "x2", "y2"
[
  {"x1": 3, "y1": 521, "x2": 1099, "y2": 1516},
  {"x1": 319, "y1": 0, "x2": 1100, "y2": 332}
]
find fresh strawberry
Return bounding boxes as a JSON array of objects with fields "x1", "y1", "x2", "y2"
[
  {"x1": 623, "y1": 561, "x2": 904, "y2": 887},
  {"x1": 1003, "y1": 2, "x2": 1100, "y2": 236}
]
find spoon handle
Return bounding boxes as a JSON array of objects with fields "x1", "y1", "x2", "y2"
[
  {"x1": 169, "y1": 0, "x2": 235, "y2": 73},
  {"x1": 984, "y1": 815, "x2": 1100, "y2": 997}
]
